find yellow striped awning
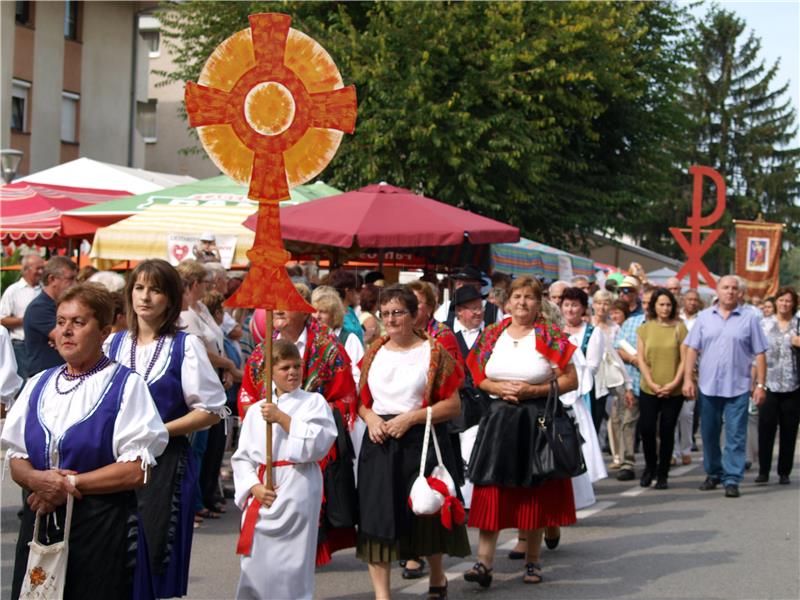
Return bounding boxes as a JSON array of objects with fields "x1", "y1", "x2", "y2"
[{"x1": 89, "y1": 203, "x2": 256, "y2": 268}]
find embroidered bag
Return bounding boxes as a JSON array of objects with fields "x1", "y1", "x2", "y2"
[
  {"x1": 408, "y1": 407, "x2": 465, "y2": 529},
  {"x1": 19, "y1": 492, "x2": 74, "y2": 600}
]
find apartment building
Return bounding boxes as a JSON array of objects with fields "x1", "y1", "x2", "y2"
[{"x1": 1, "y1": 1, "x2": 157, "y2": 177}]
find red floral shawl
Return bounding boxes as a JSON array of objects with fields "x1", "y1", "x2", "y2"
[
  {"x1": 358, "y1": 332, "x2": 464, "y2": 410},
  {"x1": 238, "y1": 318, "x2": 357, "y2": 426},
  {"x1": 426, "y1": 317, "x2": 464, "y2": 370},
  {"x1": 466, "y1": 316, "x2": 575, "y2": 386}
]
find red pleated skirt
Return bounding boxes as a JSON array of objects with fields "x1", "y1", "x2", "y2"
[{"x1": 468, "y1": 478, "x2": 577, "y2": 531}]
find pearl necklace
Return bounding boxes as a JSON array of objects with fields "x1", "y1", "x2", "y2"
[
  {"x1": 55, "y1": 355, "x2": 112, "y2": 395},
  {"x1": 130, "y1": 335, "x2": 166, "y2": 381}
]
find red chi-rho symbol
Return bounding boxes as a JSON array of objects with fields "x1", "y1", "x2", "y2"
[{"x1": 669, "y1": 166, "x2": 727, "y2": 289}]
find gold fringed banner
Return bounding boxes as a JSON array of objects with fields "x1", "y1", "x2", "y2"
[{"x1": 734, "y1": 219, "x2": 783, "y2": 298}]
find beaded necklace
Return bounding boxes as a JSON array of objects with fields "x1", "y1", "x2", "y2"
[
  {"x1": 130, "y1": 334, "x2": 166, "y2": 381},
  {"x1": 55, "y1": 355, "x2": 112, "y2": 395}
]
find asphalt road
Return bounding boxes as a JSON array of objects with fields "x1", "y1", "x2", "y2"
[{"x1": 3, "y1": 450, "x2": 799, "y2": 600}]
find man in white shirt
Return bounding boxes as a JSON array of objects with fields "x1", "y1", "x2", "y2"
[
  {"x1": 680, "y1": 288, "x2": 702, "y2": 332},
  {"x1": 437, "y1": 265, "x2": 502, "y2": 326},
  {"x1": 0, "y1": 253, "x2": 44, "y2": 381}
]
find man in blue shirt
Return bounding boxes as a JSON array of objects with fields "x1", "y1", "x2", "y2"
[
  {"x1": 23, "y1": 256, "x2": 77, "y2": 377},
  {"x1": 683, "y1": 275, "x2": 768, "y2": 498}
]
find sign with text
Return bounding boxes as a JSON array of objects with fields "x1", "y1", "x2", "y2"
[{"x1": 167, "y1": 233, "x2": 238, "y2": 268}]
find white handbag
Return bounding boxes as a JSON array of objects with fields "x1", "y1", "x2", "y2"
[
  {"x1": 408, "y1": 407, "x2": 464, "y2": 528},
  {"x1": 19, "y1": 493, "x2": 74, "y2": 600}
]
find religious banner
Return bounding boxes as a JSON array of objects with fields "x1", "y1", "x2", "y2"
[{"x1": 735, "y1": 219, "x2": 783, "y2": 298}]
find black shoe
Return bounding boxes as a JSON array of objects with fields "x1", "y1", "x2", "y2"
[
  {"x1": 427, "y1": 580, "x2": 448, "y2": 599},
  {"x1": 755, "y1": 474, "x2": 769, "y2": 484},
  {"x1": 544, "y1": 535, "x2": 560, "y2": 550},
  {"x1": 402, "y1": 559, "x2": 427, "y2": 579},
  {"x1": 779, "y1": 475, "x2": 791, "y2": 485},
  {"x1": 640, "y1": 468, "x2": 654, "y2": 488},
  {"x1": 508, "y1": 550, "x2": 526, "y2": 560},
  {"x1": 699, "y1": 476, "x2": 720, "y2": 491},
  {"x1": 654, "y1": 477, "x2": 668, "y2": 490},
  {"x1": 464, "y1": 562, "x2": 493, "y2": 588},
  {"x1": 617, "y1": 468, "x2": 636, "y2": 481},
  {"x1": 724, "y1": 485, "x2": 740, "y2": 498}
]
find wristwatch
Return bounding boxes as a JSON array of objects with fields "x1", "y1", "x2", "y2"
[{"x1": 756, "y1": 383, "x2": 767, "y2": 391}]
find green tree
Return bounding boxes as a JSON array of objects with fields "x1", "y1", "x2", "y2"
[
  {"x1": 679, "y1": 6, "x2": 800, "y2": 273},
  {"x1": 158, "y1": 1, "x2": 696, "y2": 249}
]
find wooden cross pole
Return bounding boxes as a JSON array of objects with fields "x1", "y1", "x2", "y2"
[{"x1": 260, "y1": 309, "x2": 274, "y2": 489}]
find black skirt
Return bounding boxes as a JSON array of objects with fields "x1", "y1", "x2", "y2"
[
  {"x1": 136, "y1": 435, "x2": 188, "y2": 573},
  {"x1": 12, "y1": 491, "x2": 139, "y2": 600},
  {"x1": 468, "y1": 397, "x2": 552, "y2": 487},
  {"x1": 357, "y1": 415, "x2": 470, "y2": 561}
]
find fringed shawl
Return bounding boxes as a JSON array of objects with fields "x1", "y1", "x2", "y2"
[
  {"x1": 466, "y1": 316, "x2": 575, "y2": 386},
  {"x1": 358, "y1": 331, "x2": 464, "y2": 410}
]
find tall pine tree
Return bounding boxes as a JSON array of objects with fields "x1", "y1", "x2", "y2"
[{"x1": 683, "y1": 7, "x2": 799, "y2": 273}]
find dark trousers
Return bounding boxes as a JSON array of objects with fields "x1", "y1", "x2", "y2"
[
  {"x1": 199, "y1": 420, "x2": 226, "y2": 509},
  {"x1": 11, "y1": 339, "x2": 27, "y2": 381},
  {"x1": 591, "y1": 393, "x2": 608, "y2": 433},
  {"x1": 639, "y1": 392, "x2": 684, "y2": 478},
  {"x1": 758, "y1": 388, "x2": 800, "y2": 477}
]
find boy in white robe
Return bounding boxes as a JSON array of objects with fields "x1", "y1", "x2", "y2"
[{"x1": 232, "y1": 339, "x2": 337, "y2": 600}]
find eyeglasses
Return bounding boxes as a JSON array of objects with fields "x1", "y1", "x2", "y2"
[
  {"x1": 381, "y1": 309, "x2": 409, "y2": 320},
  {"x1": 619, "y1": 288, "x2": 635, "y2": 294}
]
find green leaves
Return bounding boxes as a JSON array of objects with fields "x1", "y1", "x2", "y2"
[{"x1": 158, "y1": 1, "x2": 796, "y2": 262}]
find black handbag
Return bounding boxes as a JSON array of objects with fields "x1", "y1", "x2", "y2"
[
  {"x1": 536, "y1": 380, "x2": 586, "y2": 479},
  {"x1": 322, "y1": 408, "x2": 359, "y2": 529}
]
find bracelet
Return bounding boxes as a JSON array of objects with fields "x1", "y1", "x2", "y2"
[{"x1": 756, "y1": 383, "x2": 767, "y2": 391}]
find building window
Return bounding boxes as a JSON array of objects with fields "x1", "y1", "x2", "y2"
[
  {"x1": 64, "y1": 0, "x2": 79, "y2": 40},
  {"x1": 141, "y1": 30, "x2": 160, "y2": 57},
  {"x1": 139, "y1": 15, "x2": 161, "y2": 58},
  {"x1": 11, "y1": 80, "x2": 31, "y2": 132},
  {"x1": 61, "y1": 92, "x2": 80, "y2": 143},
  {"x1": 15, "y1": 1, "x2": 32, "y2": 25},
  {"x1": 137, "y1": 99, "x2": 157, "y2": 142}
]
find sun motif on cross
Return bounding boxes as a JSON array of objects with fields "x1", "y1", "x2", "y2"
[{"x1": 185, "y1": 13, "x2": 357, "y2": 202}]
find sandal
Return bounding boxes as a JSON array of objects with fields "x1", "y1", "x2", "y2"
[
  {"x1": 508, "y1": 536, "x2": 527, "y2": 559},
  {"x1": 463, "y1": 562, "x2": 493, "y2": 588},
  {"x1": 402, "y1": 559, "x2": 427, "y2": 580},
  {"x1": 523, "y1": 562, "x2": 543, "y2": 584},
  {"x1": 427, "y1": 580, "x2": 447, "y2": 599},
  {"x1": 196, "y1": 508, "x2": 221, "y2": 520}
]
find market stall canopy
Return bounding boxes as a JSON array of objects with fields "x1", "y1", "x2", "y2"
[
  {"x1": 62, "y1": 177, "x2": 342, "y2": 237},
  {"x1": 89, "y1": 203, "x2": 255, "y2": 269},
  {"x1": 0, "y1": 182, "x2": 131, "y2": 243},
  {"x1": 243, "y1": 182, "x2": 520, "y2": 248},
  {"x1": 18, "y1": 157, "x2": 196, "y2": 195},
  {"x1": 492, "y1": 237, "x2": 595, "y2": 281}
]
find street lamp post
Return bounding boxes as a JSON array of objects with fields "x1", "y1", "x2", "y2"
[{"x1": 0, "y1": 149, "x2": 24, "y2": 184}]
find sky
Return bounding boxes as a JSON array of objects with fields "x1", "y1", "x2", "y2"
[{"x1": 685, "y1": 0, "x2": 800, "y2": 146}]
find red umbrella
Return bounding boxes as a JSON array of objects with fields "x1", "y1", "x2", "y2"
[
  {"x1": 0, "y1": 182, "x2": 130, "y2": 243},
  {"x1": 243, "y1": 183, "x2": 519, "y2": 248}
]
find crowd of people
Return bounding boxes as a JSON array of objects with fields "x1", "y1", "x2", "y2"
[{"x1": 0, "y1": 252, "x2": 798, "y2": 599}]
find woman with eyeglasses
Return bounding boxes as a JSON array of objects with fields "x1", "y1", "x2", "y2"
[{"x1": 357, "y1": 285, "x2": 468, "y2": 600}]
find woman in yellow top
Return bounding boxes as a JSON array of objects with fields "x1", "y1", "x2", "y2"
[{"x1": 636, "y1": 288, "x2": 687, "y2": 490}]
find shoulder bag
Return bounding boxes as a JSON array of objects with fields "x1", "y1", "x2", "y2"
[
  {"x1": 19, "y1": 493, "x2": 74, "y2": 600},
  {"x1": 408, "y1": 407, "x2": 465, "y2": 529},
  {"x1": 537, "y1": 380, "x2": 587, "y2": 479}
]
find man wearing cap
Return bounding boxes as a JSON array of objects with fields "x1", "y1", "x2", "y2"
[
  {"x1": 682, "y1": 275, "x2": 768, "y2": 498},
  {"x1": 436, "y1": 265, "x2": 501, "y2": 327},
  {"x1": 613, "y1": 275, "x2": 645, "y2": 481},
  {"x1": 194, "y1": 231, "x2": 221, "y2": 263}
]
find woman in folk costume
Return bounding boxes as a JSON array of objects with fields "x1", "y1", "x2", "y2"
[
  {"x1": 105, "y1": 259, "x2": 227, "y2": 598},
  {"x1": 2, "y1": 283, "x2": 168, "y2": 600},
  {"x1": 357, "y1": 285, "x2": 469, "y2": 600},
  {"x1": 463, "y1": 276, "x2": 579, "y2": 587},
  {"x1": 233, "y1": 339, "x2": 337, "y2": 600},
  {"x1": 239, "y1": 283, "x2": 358, "y2": 565}
]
